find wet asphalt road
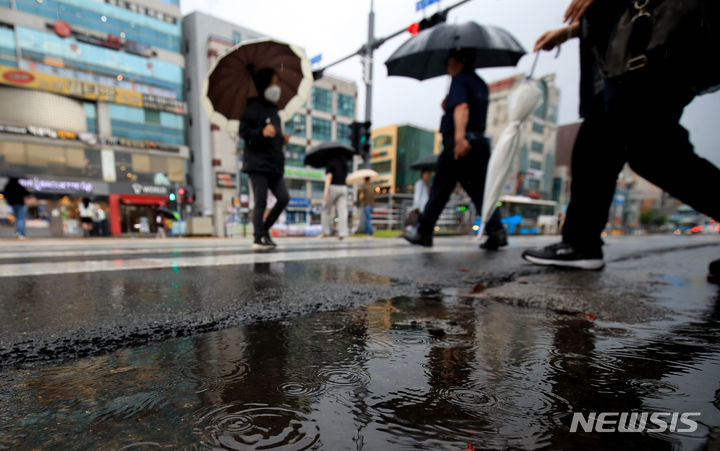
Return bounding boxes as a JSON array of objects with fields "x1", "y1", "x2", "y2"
[
  {"x1": 1, "y1": 234, "x2": 720, "y2": 450},
  {"x1": 0, "y1": 234, "x2": 718, "y2": 368}
]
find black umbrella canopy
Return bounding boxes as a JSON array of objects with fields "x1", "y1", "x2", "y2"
[
  {"x1": 410, "y1": 154, "x2": 439, "y2": 171},
  {"x1": 385, "y1": 22, "x2": 526, "y2": 81},
  {"x1": 304, "y1": 141, "x2": 355, "y2": 168}
]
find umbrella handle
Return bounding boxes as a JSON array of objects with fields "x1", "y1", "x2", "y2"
[{"x1": 526, "y1": 52, "x2": 540, "y2": 80}]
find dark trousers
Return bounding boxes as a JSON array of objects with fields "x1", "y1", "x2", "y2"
[
  {"x1": 418, "y1": 136, "x2": 504, "y2": 237},
  {"x1": 562, "y1": 92, "x2": 720, "y2": 252},
  {"x1": 249, "y1": 172, "x2": 290, "y2": 239}
]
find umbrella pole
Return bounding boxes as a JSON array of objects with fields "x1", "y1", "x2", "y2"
[{"x1": 526, "y1": 52, "x2": 540, "y2": 80}]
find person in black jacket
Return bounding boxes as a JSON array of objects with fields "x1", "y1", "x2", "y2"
[
  {"x1": 402, "y1": 48, "x2": 507, "y2": 249},
  {"x1": 239, "y1": 68, "x2": 290, "y2": 251},
  {"x1": 3, "y1": 177, "x2": 29, "y2": 239},
  {"x1": 523, "y1": 0, "x2": 720, "y2": 279}
]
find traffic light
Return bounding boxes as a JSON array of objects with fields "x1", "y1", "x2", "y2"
[
  {"x1": 351, "y1": 121, "x2": 372, "y2": 157},
  {"x1": 408, "y1": 12, "x2": 447, "y2": 36},
  {"x1": 168, "y1": 190, "x2": 177, "y2": 210},
  {"x1": 178, "y1": 187, "x2": 186, "y2": 204}
]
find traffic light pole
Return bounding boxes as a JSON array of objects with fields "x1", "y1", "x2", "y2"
[
  {"x1": 312, "y1": 0, "x2": 475, "y2": 166},
  {"x1": 363, "y1": 0, "x2": 375, "y2": 169}
]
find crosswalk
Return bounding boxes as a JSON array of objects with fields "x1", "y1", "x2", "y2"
[{"x1": 0, "y1": 236, "x2": 508, "y2": 278}]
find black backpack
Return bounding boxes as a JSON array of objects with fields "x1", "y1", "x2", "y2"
[{"x1": 603, "y1": 0, "x2": 720, "y2": 95}]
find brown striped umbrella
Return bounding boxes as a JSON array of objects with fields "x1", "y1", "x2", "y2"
[{"x1": 202, "y1": 38, "x2": 312, "y2": 132}]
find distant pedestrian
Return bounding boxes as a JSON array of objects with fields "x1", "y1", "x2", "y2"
[
  {"x1": 239, "y1": 67, "x2": 291, "y2": 252},
  {"x1": 2, "y1": 177, "x2": 29, "y2": 239},
  {"x1": 403, "y1": 48, "x2": 507, "y2": 249},
  {"x1": 523, "y1": 0, "x2": 720, "y2": 277},
  {"x1": 413, "y1": 169, "x2": 431, "y2": 213},
  {"x1": 358, "y1": 176, "x2": 376, "y2": 236},
  {"x1": 94, "y1": 205, "x2": 108, "y2": 237},
  {"x1": 78, "y1": 198, "x2": 94, "y2": 238},
  {"x1": 321, "y1": 157, "x2": 349, "y2": 240}
]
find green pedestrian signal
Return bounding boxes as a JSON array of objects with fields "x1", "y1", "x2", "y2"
[{"x1": 168, "y1": 193, "x2": 177, "y2": 202}]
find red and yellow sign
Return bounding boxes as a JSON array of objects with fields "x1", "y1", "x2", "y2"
[{"x1": 0, "y1": 64, "x2": 143, "y2": 107}]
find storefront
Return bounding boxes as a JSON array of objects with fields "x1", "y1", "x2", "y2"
[
  {"x1": 109, "y1": 183, "x2": 171, "y2": 236},
  {"x1": 0, "y1": 175, "x2": 110, "y2": 237}
]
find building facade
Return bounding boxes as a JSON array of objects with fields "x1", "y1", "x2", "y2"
[
  {"x1": 369, "y1": 124, "x2": 440, "y2": 194},
  {"x1": 0, "y1": 0, "x2": 188, "y2": 237},
  {"x1": 183, "y1": 11, "x2": 357, "y2": 237},
  {"x1": 486, "y1": 74, "x2": 559, "y2": 200}
]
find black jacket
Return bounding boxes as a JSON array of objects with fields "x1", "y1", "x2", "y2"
[
  {"x1": 239, "y1": 98, "x2": 285, "y2": 175},
  {"x1": 2, "y1": 179, "x2": 29, "y2": 206}
]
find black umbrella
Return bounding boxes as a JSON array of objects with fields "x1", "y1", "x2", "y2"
[
  {"x1": 410, "y1": 154, "x2": 439, "y2": 171},
  {"x1": 157, "y1": 208, "x2": 179, "y2": 220},
  {"x1": 385, "y1": 22, "x2": 526, "y2": 81},
  {"x1": 304, "y1": 141, "x2": 354, "y2": 168}
]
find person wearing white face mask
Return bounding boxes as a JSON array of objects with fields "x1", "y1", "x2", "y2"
[{"x1": 239, "y1": 67, "x2": 291, "y2": 251}]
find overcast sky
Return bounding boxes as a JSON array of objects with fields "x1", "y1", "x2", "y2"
[{"x1": 181, "y1": 0, "x2": 720, "y2": 167}]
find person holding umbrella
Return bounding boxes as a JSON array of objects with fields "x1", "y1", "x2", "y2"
[
  {"x1": 403, "y1": 48, "x2": 507, "y2": 249},
  {"x1": 522, "y1": 0, "x2": 720, "y2": 275},
  {"x1": 239, "y1": 68, "x2": 291, "y2": 251},
  {"x1": 320, "y1": 156, "x2": 349, "y2": 240}
]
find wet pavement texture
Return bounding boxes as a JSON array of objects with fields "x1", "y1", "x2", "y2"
[{"x1": 0, "y1": 235, "x2": 719, "y2": 449}]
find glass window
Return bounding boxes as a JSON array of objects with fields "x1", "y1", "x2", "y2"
[
  {"x1": 17, "y1": 26, "x2": 182, "y2": 86},
  {"x1": 530, "y1": 160, "x2": 542, "y2": 170},
  {"x1": 529, "y1": 179, "x2": 541, "y2": 190},
  {"x1": 531, "y1": 141, "x2": 544, "y2": 153},
  {"x1": 284, "y1": 114, "x2": 306, "y2": 137},
  {"x1": 311, "y1": 117, "x2": 332, "y2": 142},
  {"x1": 337, "y1": 94, "x2": 355, "y2": 118},
  {"x1": 167, "y1": 157, "x2": 184, "y2": 183},
  {"x1": 0, "y1": 141, "x2": 26, "y2": 165},
  {"x1": 373, "y1": 135, "x2": 393, "y2": 148},
  {"x1": 336, "y1": 123, "x2": 352, "y2": 146},
  {"x1": 144, "y1": 109, "x2": 161, "y2": 125},
  {"x1": 371, "y1": 160, "x2": 392, "y2": 174},
  {"x1": 312, "y1": 87, "x2": 332, "y2": 113},
  {"x1": 132, "y1": 153, "x2": 151, "y2": 172},
  {"x1": 311, "y1": 181, "x2": 324, "y2": 193},
  {"x1": 532, "y1": 122, "x2": 545, "y2": 134},
  {"x1": 289, "y1": 180, "x2": 306, "y2": 191},
  {"x1": 232, "y1": 31, "x2": 242, "y2": 44},
  {"x1": 285, "y1": 144, "x2": 305, "y2": 167}
]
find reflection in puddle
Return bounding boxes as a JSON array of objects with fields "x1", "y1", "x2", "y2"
[{"x1": 1, "y1": 291, "x2": 720, "y2": 449}]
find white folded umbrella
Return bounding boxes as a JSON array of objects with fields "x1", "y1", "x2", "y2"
[{"x1": 479, "y1": 80, "x2": 542, "y2": 235}]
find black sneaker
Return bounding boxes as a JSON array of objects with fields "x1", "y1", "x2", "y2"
[
  {"x1": 480, "y1": 229, "x2": 508, "y2": 251},
  {"x1": 522, "y1": 242, "x2": 605, "y2": 270},
  {"x1": 402, "y1": 228, "x2": 433, "y2": 247},
  {"x1": 709, "y1": 259, "x2": 720, "y2": 284},
  {"x1": 262, "y1": 233, "x2": 277, "y2": 248},
  {"x1": 252, "y1": 237, "x2": 274, "y2": 252}
]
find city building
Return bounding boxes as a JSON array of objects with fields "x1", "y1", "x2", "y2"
[
  {"x1": 0, "y1": 0, "x2": 188, "y2": 237},
  {"x1": 183, "y1": 11, "x2": 357, "y2": 237},
  {"x1": 369, "y1": 124, "x2": 441, "y2": 194},
  {"x1": 485, "y1": 74, "x2": 560, "y2": 200}
]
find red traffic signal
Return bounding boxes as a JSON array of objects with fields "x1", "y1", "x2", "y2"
[{"x1": 407, "y1": 23, "x2": 420, "y2": 36}]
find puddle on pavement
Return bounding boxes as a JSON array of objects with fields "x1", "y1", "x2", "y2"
[{"x1": 1, "y1": 287, "x2": 720, "y2": 450}]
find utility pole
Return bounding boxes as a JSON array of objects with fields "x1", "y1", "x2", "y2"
[{"x1": 313, "y1": 0, "x2": 474, "y2": 167}]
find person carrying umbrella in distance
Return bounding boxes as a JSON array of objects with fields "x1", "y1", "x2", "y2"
[
  {"x1": 321, "y1": 155, "x2": 350, "y2": 240},
  {"x1": 304, "y1": 142, "x2": 355, "y2": 240},
  {"x1": 202, "y1": 38, "x2": 312, "y2": 251},
  {"x1": 358, "y1": 176, "x2": 376, "y2": 237},
  {"x1": 522, "y1": 0, "x2": 720, "y2": 275}
]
